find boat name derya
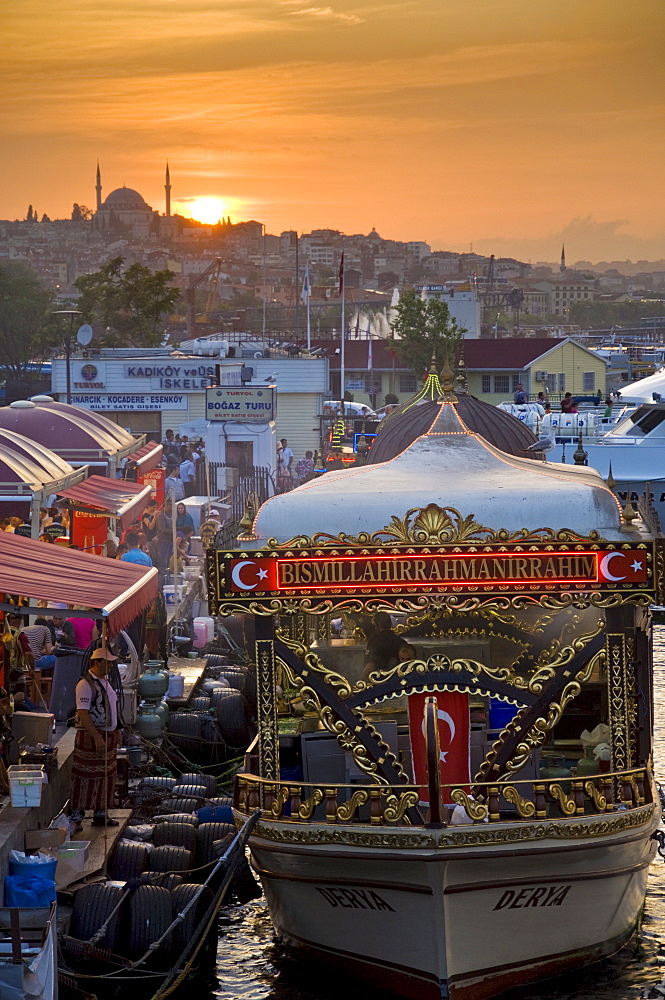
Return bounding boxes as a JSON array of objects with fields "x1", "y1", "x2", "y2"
[
  {"x1": 315, "y1": 886, "x2": 395, "y2": 911},
  {"x1": 493, "y1": 885, "x2": 571, "y2": 910}
]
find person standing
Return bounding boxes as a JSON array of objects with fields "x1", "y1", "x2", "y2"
[
  {"x1": 277, "y1": 438, "x2": 294, "y2": 491},
  {"x1": 179, "y1": 451, "x2": 197, "y2": 498},
  {"x1": 513, "y1": 383, "x2": 528, "y2": 404},
  {"x1": 66, "y1": 609, "x2": 99, "y2": 649},
  {"x1": 69, "y1": 648, "x2": 121, "y2": 829},
  {"x1": 175, "y1": 502, "x2": 195, "y2": 531},
  {"x1": 120, "y1": 532, "x2": 153, "y2": 567},
  {"x1": 295, "y1": 450, "x2": 314, "y2": 485},
  {"x1": 363, "y1": 611, "x2": 404, "y2": 678},
  {"x1": 561, "y1": 392, "x2": 577, "y2": 414}
]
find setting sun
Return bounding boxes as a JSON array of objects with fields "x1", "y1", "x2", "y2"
[{"x1": 180, "y1": 196, "x2": 229, "y2": 225}]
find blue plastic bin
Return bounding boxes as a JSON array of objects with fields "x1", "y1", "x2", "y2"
[
  {"x1": 5, "y1": 875, "x2": 56, "y2": 907},
  {"x1": 488, "y1": 699, "x2": 519, "y2": 731},
  {"x1": 9, "y1": 856, "x2": 58, "y2": 882}
]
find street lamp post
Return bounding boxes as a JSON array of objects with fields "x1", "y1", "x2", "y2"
[{"x1": 53, "y1": 310, "x2": 81, "y2": 404}]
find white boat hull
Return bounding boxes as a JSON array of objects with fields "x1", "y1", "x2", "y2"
[{"x1": 248, "y1": 801, "x2": 659, "y2": 1000}]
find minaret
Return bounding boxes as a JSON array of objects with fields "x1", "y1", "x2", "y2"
[
  {"x1": 165, "y1": 161, "x2": 171, "y2": 217},
  {"x1": 560, "y1": 243, "x2": 566, "y2": 273},
  {"x1": 95, "y1": 161, "x2": 102, "y2": 209}
]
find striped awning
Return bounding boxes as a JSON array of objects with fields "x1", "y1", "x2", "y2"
[{"x1": 0, "y1": 532, "x2": 157, "y2": 635}]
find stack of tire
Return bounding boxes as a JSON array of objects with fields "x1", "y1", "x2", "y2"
[
  {"x1": 168, "y1": 665, "x2": 255, "y2": 758},
  {"x1": 69, "y1": 879, "x2": 214, "y2": 970},
  {"x1": 204, "y1": 657, "x2": 256, "y2": 749}
]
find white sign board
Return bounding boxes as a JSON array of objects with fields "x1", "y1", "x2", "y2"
[
  {"x1": 71, "y1": 393, "x2": 189, "y2": 411},
  {"x1": 206, "y1": 386, "x2": 275, "y2": 423}
]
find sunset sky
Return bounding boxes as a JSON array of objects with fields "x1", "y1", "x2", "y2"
[{"x1": 2, "y1": 0, "x2": 664, "y2": 261}]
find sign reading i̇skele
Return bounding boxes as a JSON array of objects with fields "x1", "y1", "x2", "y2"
[{"x1": 209, "y1": 544, "x2": 653, "y2": 606}]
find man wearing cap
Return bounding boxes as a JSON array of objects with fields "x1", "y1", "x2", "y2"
[{"x1": 69, "y1": 648, "x2": 121, "y2": 829}]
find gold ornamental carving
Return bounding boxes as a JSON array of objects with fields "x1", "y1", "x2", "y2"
[
  {"x1": 265, "y1": 504, "x2": 605, "y2": 550},
  {"x1": 214, "y1": 591, "x2": 651, "y2": 619},
  {"x1": 252, "y1": 801, "x2": 656, "y2": 849}
]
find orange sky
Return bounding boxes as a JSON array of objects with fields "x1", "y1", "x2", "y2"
[{"x1": 2, "y1": 0, "x2": 664, "y2": 261}]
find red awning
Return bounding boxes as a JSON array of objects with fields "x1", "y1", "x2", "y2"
[
  {"x1": 0, "y1": 532, "x2": 157, "y2": 635},
  {"x1": 57, "y1": 475, "x2": 153, "y2": 529},
  {"x1": 128, "y1": 442, "x2": 163, "y2": 474}
]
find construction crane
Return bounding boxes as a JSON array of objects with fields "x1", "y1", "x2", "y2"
[{"x1": 185, "y1": 257, "x2": 223, "y2": 337}]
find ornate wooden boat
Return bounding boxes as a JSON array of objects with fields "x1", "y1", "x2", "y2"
[{"x1": 210, "y1": 367, "x2": 665, "y2": 1000}]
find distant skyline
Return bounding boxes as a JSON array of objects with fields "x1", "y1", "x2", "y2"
[{"x1": 2, "y1": 0, "x2": 663, "y2": 261}]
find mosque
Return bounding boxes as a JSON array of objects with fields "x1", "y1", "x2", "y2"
[{"x1": 93, "y1": 163, "x2": 176, "y2": 238}]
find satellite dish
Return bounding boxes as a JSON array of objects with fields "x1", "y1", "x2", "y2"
[{"x1": 76, "y1": 323, "x2": 93, "y2": 346}]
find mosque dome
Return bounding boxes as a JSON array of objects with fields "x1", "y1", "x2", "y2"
[{"x1": 101, "y1": 187, "x2": 150, "y2": 210}]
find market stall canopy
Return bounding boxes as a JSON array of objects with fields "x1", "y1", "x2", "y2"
[
  {"x1": 0, "y1": 532, "x2": 157, "y2": 634},
  {"x1": 29, "y1": 397, "x2": 138, "y2": 452},
  {"x1": 247, "y1": 397, "x2": 627, "y2": 545},
  {"x1": 178, "y1": 418, "x2": 210, "y2": 440},
  {"x1": 0, "y1": 400, "x2": 140, "y2": 469},
  {"x1": 0, "y1": 428, "x2": 74, "y2": 482},
  {"x1": 56, "y1": 475, "x2": 153, "y2": 528},
  {"x1": 126, "y1": 441, "x2": 163, "y2": 474}
]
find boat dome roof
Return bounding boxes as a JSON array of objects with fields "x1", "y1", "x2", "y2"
[{"x1": 248, "y1": 398, "x2": 626, "y2": 545}]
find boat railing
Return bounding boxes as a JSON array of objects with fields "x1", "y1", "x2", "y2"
[{"x1": 235, "y1": 766, "x2": 653, "y2": 827}]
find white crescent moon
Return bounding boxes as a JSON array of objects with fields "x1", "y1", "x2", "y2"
[
  {"x1": 231, "y1": 560, "x2": 256, "y2": 590},
  {"x1": 421, "y1": 708, "x2": 456, "y2": 763},
  {"x1": 437, "y1": 709, "x2": 456, "y2": 744},
  {"x1": 600, "y1": 552, "x2": 626, "y2": 582}
]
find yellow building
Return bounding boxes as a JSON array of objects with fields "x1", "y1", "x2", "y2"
[{"x1": 463, "y1": 337, "x2": 608, "y2": 406}]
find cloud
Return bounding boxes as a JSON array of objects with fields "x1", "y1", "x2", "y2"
[
  {"x1": 471, "y1": 217, "x2": 665, "y2": 265},
  {"x1": 284, "y1": 5, "x2": 364, "y2": 22}
]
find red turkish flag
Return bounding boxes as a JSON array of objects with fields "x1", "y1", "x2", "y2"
[{"x1": 408, "y1": 691, "x2": 470, "y2": 805}]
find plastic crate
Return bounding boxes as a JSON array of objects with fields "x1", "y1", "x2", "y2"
[
  {"x1": 8, "y1": 766, "x2": 45, "y2": 807},
  {"x1": 57, "y1": 841, "x2": 90, "y2": 872},
  {"x1": 20, "y1": 747, "x2": 58, "y2": 779}
]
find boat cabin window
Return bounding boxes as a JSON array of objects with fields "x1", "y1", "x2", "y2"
[{"x1": 611, "y1": 405, "x2": 665, "y2": 437}]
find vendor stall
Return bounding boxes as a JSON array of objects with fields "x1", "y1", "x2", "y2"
[
  {"x1": 0, "y1": 400, "x2": 143, "y2": 476},
  {"x1": 56, "y1": 475, "x2": 153, "y2": 553},
  {"x1": 0, "y1": 532, "x2": 158, "y2": 636}
]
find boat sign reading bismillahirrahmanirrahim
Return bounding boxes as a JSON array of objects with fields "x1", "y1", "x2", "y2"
[{"x1": 206, "y1": 386, "x2": 275, "y2": 422}]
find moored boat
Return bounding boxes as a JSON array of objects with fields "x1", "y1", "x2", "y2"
[{"x1": 209, "y1": 365, "x2": 665, "y2": 999}]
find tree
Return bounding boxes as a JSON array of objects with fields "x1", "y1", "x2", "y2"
[
  {"x1": 26, "y1": 205, "x2": 33, "y2": 222},
  {"x1": 71, "y1": 204, "x2": 93, "y2": 222},
  {"x1": 75, "y1": 256, "x2": 181, "y2": 347},
  {"x1": 0, "y1": 263, "x2": 56, "y2": 375},
  {"x1": 389, "y1": 290, "x2": 464, "y2": 378}
]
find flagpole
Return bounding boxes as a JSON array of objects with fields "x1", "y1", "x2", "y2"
[
  {"x1": 340, "y1": 250, "x2": 345, "y2": 414},
  {"x1": 295, "y1": 233, "x2": 300, "y2": 343},
  {"x1": 306, "y1": 269, "x2": 311, "y2": 351}
]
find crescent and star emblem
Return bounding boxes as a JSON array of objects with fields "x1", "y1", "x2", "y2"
[
  {"x1": 600, "y1": 551, "x2": 627, "y2": 582},
  {"x1": 230, "y1": 560, "x2": 269, "y2": 591},
  {"x1": 422, "y1": 709, "x2": 456, "y2": 763}
]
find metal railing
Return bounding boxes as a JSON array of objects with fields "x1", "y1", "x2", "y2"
[
  {"x1": 235, "y1": 766, "x2": 653, "y2": 828},
  {"x1": 196, "y1": 461, "x2": 273, "y2": 522}
]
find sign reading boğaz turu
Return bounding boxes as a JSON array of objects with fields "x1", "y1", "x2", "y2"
[{"x1": 210, "y1": 544, "x2": 653, "y2": 606}]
